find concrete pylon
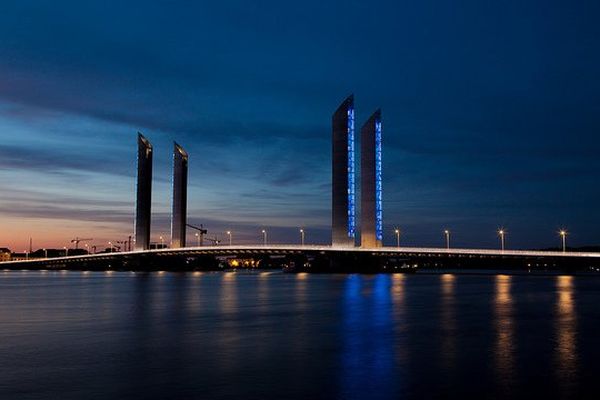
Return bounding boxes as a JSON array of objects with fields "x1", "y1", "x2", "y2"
[
  {"x1": 332, "y1": 95, "x2": 356, "y2": 247},
  {"x1": 134, "y1": 133, "x2": 153, "y2": 251},
  {"x1": 171, "y1": 142, "x2": 188, "y2": 248},
  {"x1": 360, "y1": 110, "x2": 383, "y2": 248}
]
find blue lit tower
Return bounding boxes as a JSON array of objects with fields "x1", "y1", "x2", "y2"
[
  {"x1": 171, "y1": 142, "x2": 188, "y2": 248},
  {"x1": 135, "y1": 133, "x2": 153, "y2": 251},
  {"x1": 332, "y1": 95, "x2": 356, "y2": 247},
  {"x1": 360, "y1": 110, "x2": 383, "y2": 248}
]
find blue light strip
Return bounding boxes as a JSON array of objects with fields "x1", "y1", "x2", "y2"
[
  {"x1": 375, "y1": 118, "x2": 383, "y2": 241},
  {"x1": 347, "y1": 106, "x2": 355, "y2": 238}
]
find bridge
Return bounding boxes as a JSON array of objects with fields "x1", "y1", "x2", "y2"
[{"x1": 3, "y1": 245, "x2": 600, "y2": 273}]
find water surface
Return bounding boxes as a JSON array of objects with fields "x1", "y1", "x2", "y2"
[{"x1": 1, "y1": 271, "x2": 599, "y2": 399}]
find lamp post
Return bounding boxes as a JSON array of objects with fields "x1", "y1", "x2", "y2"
[
  {"x1": 25, "y1": 250, "x2": 29, "y2": 260},
  {"x1": 300, "y1": 229, "x2": 305, "y2": 246},
  {"x1": 444, "y1": 229, "x2": 450, "y2": 249},
  {"x1": 64, "y1": 246, "x2": 68, "y2": 257},
  {"x1": 43, "y1": 248, "x2": 48, "y2": 258},
  {"x1": 85, "y1": 244, "x2": 89, "y2": 254},
  {"x1": 195, "y1": 233, "x2": 200, "y2": 247},
  {"x1": 498, "y1": 229, "x2": 506, "y2": 251},
  {"x1": 160, "y1": 236, "x2": 164, "y2": 248},
  {"x1": 226, "y1": 231, "x2": 232, "y2": 246},
  {"x1": 262, "y1": 230, "x2": 267, "y2": 246},
  {"x1": 394, "y1": 229, "x2": 400, "y2": 248},
  {"x1": 559, "y1": 230, "x2": 567, "y2": 253},
  {"x1": 108, "y1": 241, "x2": 113, "y2": 253}
]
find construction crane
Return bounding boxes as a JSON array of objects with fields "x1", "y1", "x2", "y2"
[
  {"x1": 186, "y1": 223, "x2": 217, "y2": 246},
  {"x1": 71, "y1": 237, "x2": 93, "y2": 249}
]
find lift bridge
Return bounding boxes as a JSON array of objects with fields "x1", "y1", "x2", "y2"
[
  {"x1": 4, "y1": 98, "x2": 600, "y2": 273},
  {"x1": 2, "y1": 245, "x2": 600, "y2": 273}
]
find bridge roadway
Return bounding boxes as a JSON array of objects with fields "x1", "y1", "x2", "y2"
[{"x1": 2, "y1": 245, "x2": 600, "y2": 272}]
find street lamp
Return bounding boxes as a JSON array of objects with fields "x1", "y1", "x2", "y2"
[
  {"x1": 444, "y1": 229, "x2": 450, "y2": 249},
  {"x1": 226, "y1": 231, "x2": 232, "y2": 246},
  {"x1": 63, "y1": 246, "x2": 68, "y2": 257},
  {"x1": 43, "y1": 248, "x2": 48, "y2": 258},
  {"x1": 195, "y1": 232, "x2": 200, "y2": 247},
  {"x1": 394, "y1": 229, "x2": 400, "y2": 248},
  {"x1": 498, "y1": 229, "x2": 506, "y2": 251},
  {"x1": 300, "y1": 229, "x2": 305, "y2": 246},
  {"x1": 262, "y1": 229, "x2": 267, "y2": 246},
  {"x1": 84, "y1": 244, "x2": 89, "y2": 254},
  {"x1": 108, "y1": 241, "x2": 113, "y2": 253},
  {"x1": 559, "y1": 229, "x2": 568, "y2": 253},
  {"x1": 160, "y1": 236, "x2": 164, "y2": 248}
]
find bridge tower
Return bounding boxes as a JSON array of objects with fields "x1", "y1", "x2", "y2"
[
  {"x1": 171, "y1": 142, "x2": 188, "y2": 248},
  {"x1": 134, "y1": 133, "x2": 153, "y2": 251},
  {"x1": 360, "y1": 110, "x2": 383, "y2": 248},
  {"x1": 332, "y1": 95, "x2": 356, "y2": 247}
]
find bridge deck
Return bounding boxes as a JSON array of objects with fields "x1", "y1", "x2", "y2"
[{"x1": 2, "y1": 244, "x2": 600, "y2": 267}]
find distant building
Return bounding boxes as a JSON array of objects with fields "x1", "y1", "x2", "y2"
[
  {"x1": 171, "y1": 142, "x2": 189, "y2": 248},
  {"x1": 332, "y1": 95, "x2": 356, "y2": 247},
  {"x1": 0, "y1": 248, "x2": 11, "y2": 262},
  {"x1": 360, "y1": 110, "x2": 383, "y2": 248}
]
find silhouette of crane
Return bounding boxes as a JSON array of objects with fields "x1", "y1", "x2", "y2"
[
  {"x1": 186, "y1": 223, "x2": 220, "y2": 246},
  {"x1": 71, "y1": 237, "x2": 93, "y2": 249}
]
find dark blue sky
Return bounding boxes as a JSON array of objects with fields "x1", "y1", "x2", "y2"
[{"x1": 0, "y1": 0, "x2": 599, "y2": 249}]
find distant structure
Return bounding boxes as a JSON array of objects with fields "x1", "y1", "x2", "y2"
[
  {"x1": 135, "y1": 133, "x2": 153, "y2": 251},
  {"x1": 360, "y1": 110, "x2": 383, "y2": 248},
  {"x1": 332, "y1": 95, "x2": 356, "y2": 247},
  {"x1": 171, "y1": 142, "x2": 189, "y2": 248}
]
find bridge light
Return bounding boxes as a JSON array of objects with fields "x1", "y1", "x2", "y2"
[
  {"x1": 559, "y1": 229, "x2": 568, "y2": 253},
  {"x1": 394, "y1": 229, "x2": 400, "y2": 248},
  {"x1": 226, "y1": 231, "x2": 232, "y2": 246},
  {"x1": 444, "y1": 230, "x2": 450, "y2": 249},
  {"x1": 262, "y1": 230, "x2": 267, "y2": 246},
  {"x1": 497, "y1": 229, "x2": 506, "y2": 251},
  {"x1": 300, "y1": 229, "x2": 305, "y2": 246}
]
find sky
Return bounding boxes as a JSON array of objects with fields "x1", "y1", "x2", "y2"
[{"x1": 0, "y1": 0, "x2": 599, "y2": 251}]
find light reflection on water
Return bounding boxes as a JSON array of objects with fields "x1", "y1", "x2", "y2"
[
  {"x1": 0, "y1": 271, "x2": 597, "y2": 399},
  {"x1": 494, "y1": 274, "x2": 515, "y2": 393},
  {"x1": 555, "y1": 275, "x2": 577, "y2": 398}
]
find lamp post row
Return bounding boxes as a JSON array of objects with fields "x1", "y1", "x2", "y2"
[{"x1": 53, "y1": 227, "x2": 569, "y2": 253}]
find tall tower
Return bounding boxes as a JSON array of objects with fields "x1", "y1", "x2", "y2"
[
  {"x1": 332, "y1": 95, "x2": 356, "y2": 247},
  {"x1": 360, "y1": 110, "x2": 383, "y2": 248},
  {"x1": 171, "y1": 142, "x2": 189, "y2": 248},
  {"x1": 135, "y1": 133, "x2": 153, "y2": 251}
]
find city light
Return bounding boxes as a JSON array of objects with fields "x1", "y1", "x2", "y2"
[
  {"x1": 559, "y1": 229, "x2": 568, "y2": 252},
  {"x1": 444, "y1": 229, "x2": 450, "y2": 249},
  {"x1": 394, "y1": 229, "x2": 400, "y2": 248},
  {"x1": 300, "y1": 229, "x2": 305, "y2": 246},
  {"x1": 498, "y1": 229, "x2": 506, "y2": 251},
  {"x1": 227, "y1": 231, "x2": 232, "y2": 246},
  {"x1": 262, "y1": 230, "x2": 267, "y2": 245}
]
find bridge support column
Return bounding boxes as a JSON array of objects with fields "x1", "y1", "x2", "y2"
[
  {"x1": 171, "y1": 142, "x2": 189, "y2": 248},
  {"x1": 135, "y1": 133, "x2": 153, "y2": 251}
]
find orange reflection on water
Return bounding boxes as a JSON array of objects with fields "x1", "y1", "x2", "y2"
[
  {"x1": 391, "y1": 273, "x2": 405, "y2": 305},
  {"x1": 494, "y1": 274, "x2": 514, "y2": 386},
  {"x1": 440, "y1": 273, "x2": 456, "y2": 371},
  {"x1": 555, "y1": 275, "x2": 577, "y2": 385}
]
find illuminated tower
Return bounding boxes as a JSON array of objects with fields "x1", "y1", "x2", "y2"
[
  {"x1": 332, "y1": 95, "x2": 356, "y2": 247},
  {"x1": 360, "y1": 110, "x2": 383, "y2": 248},
  {"x1": 135, "y1": 133, "x2": 153, "y2": 251},
  {"x1": 171, "y1": 142, "x2": 188, "y2": 248}
]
